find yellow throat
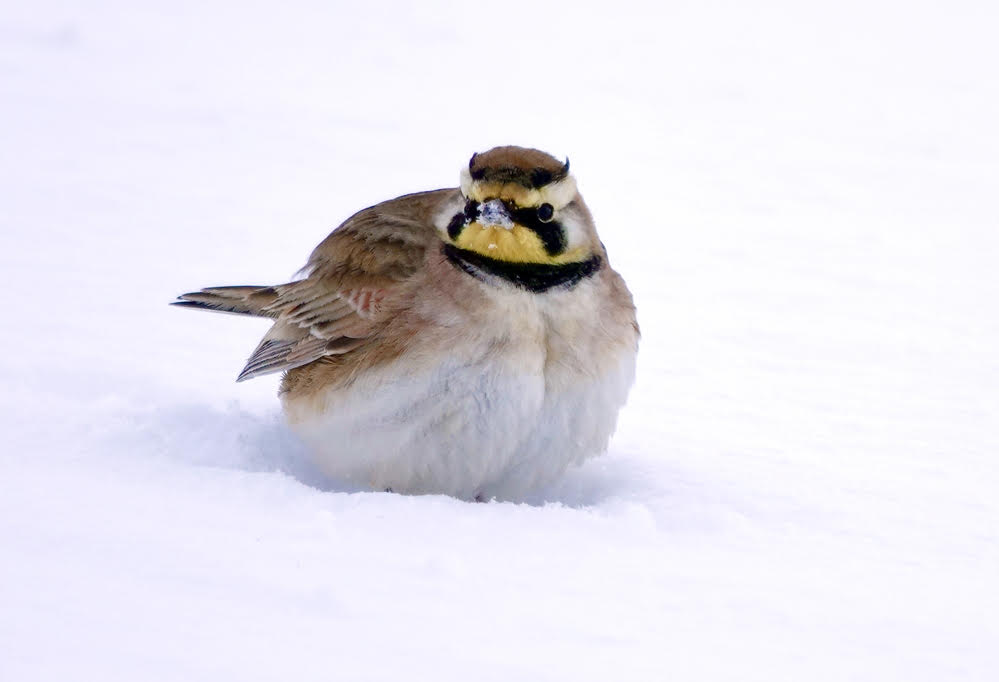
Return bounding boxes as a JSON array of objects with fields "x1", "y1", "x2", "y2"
[{"x1": 454, "y1": 222, "x2": 585, "y2": 265}]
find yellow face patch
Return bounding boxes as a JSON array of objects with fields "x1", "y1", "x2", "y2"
[{"x1": 453, "y1": 222, "x2": 587, "y2": 265}]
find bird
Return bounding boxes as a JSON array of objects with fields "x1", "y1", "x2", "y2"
[{"x1": 173, "y1": 146, "x2": 639, "y2": 500}]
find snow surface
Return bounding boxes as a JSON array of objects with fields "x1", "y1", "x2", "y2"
[{"x1": 2, "y1": 1, "x2": 998, "y2": 680}]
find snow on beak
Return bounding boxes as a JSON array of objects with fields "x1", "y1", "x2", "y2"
[{"x1": 477, "y1": 199, "x2": 515, "y2": 230}]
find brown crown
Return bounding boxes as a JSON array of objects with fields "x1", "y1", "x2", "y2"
[{"x1": 468, "y1": 146, "x2": 570, "y2": 189}]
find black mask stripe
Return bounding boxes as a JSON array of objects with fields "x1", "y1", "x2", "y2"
[
  {"x1": 446, "y1": 212, "x2": 466, "y2": 240},
  {"x1": 448, "y1": 200, "x2": 566, "y2": 256},
  {"x1": 507, "y1": 204, "x2": 566, "y2": 256},
  {"x1": 447, "y1": 200, "x2": 480, "y2": 240}
]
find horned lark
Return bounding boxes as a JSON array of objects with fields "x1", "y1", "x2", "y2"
[{"x1": 175, "y1": 146, "x2": 638, "y2": 500}]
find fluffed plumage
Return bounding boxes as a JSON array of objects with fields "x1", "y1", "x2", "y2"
[{"x1": 175, "y1": 146, "x2": 639, "y2": 500}]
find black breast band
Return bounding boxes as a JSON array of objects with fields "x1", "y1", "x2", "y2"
[{"x1": 443, "y1": 244, "x2": 602, "y2": 293}]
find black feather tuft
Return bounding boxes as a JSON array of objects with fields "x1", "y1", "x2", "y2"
[{"x1": 469, "y1": 152, "x2": 485, "y2": 180}]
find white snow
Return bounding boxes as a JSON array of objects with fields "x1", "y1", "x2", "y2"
[{"x1": 2, "y1": 0, "x2": 998, "y2": 680}]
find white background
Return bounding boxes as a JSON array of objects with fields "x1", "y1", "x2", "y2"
[{"x1": 2, "y1": 1, "x2": 997, "y2": 680}]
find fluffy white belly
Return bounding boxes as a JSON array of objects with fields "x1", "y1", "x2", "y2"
[{"x1": 282, "y1": 349, "x2": 635, "y2": 500}]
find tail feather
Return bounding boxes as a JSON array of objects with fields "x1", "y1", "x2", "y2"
[{"x1": 172, "y1": 285, "x2": 280, "y2": 318}]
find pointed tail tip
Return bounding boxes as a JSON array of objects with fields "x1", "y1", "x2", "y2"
[
  {"x1": 171, "y1": 291, "x2": 202, "y2": 305},
  {"x1": 235, "y1": 366, "x2": 260, "y2": 382},
  {"x1": 170, "y1": 299, "x2": 215, "y2": 311}
]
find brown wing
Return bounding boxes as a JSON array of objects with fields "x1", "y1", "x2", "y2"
[{"x1": 233, "y1": 188, "x2": 454, "y2": 381}]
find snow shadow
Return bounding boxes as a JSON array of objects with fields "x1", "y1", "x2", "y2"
[
  {"x1": 526, "y1": 453, "x2": 658, "y2": 508},
  {"x1": 117, "y1": 401, "x2": 648, "y2": 506},
  {"x1": 115, "y1": 402, "x2": 336, "y2": 491}
]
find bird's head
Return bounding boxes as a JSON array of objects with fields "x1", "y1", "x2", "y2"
[{"x1": 439, "y1": 146, "x2": 601, "y2": 270}]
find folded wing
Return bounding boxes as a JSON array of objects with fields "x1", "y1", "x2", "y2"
[{"x1": 173, "y1": 189, "x2": 452, "y2": 381}]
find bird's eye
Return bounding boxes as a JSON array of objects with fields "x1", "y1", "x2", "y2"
[{"x1": 537, "y1": 203, "x2": 555, "y2": 222}]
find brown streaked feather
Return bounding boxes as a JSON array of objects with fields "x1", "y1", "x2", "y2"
[
  {"x1": 208, "y1": 188, "x2": 455, "y2": 381},
  {"x1": 172, "y1": 286, "x2": 279, "y2": 317}
]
